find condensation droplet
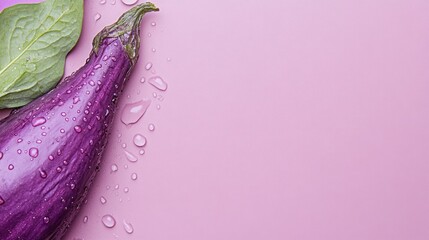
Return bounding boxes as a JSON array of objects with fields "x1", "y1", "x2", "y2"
[
  {"x1": 148, "y1": 124, "x2": 155, "y2": 131},
  {"x1": 29, "y1": 148, "x2": 39, "y2": 158},
  {"x1": 74, "y1": 125, "x2": 82, "y2": 133},
  {"x1": 133, "y1": 134, "x2": 147, "y2": 147},
  {"x1": 39, "y1": 169, "x2": 47, "y2": 179},
  {"x1": 32, "y1": 117, "x2": 47, "y2": 127},
  {"x1": 8, "y1": 164, "x2": 14, "y2": 170},
  {"x1": 151, "y1": 22, "x2": 156, "y2": 26},
  {"x1": 121, "y1": 0, "x2": 138, "y2": 6},
  {"x1": 101, "y1": 214, "x2": 116, "y2": 228},
  {"x1": 148, "y1": 76, "x2": 168, "y2": 91},
  {"x1": 123, "y1": 220, "x2": 134, "y2": 234},
  {"x1": 131, "y1": 173, "x2": 138, "y2": 180},
  {"x1": 83, "y1": 216, "x2": 88, "y2": 223},
  {"x1": 121, "y1": 99, "x2": 151, "y2": 125},
  {"x1": 111, "y1": 164, "x2": 118, "y2": 172},
  {"x1": 145, "y1": 62, "x2": 153, "y2": 70},
  {"x1": 94, "y1": 13, "x2": 101, "y2": 21},
  {"x1": 43, "y1": 216, "x2": 50, "y2": 224},
  {"x1": 124, "y1": 150, "x2": 138, "y2": 162},
  {"x1": 100, "y1": 0, "x2": 106, "y2": 4},
  {"x1": 139, "y1": 149, "x2": 145, "y2": 155},
  {"x1": 100, "y1": 196, "x2": 107, "y2": 204},
  {"x1": 140, "y1": 77, "x2": 145, "y2": 83}
]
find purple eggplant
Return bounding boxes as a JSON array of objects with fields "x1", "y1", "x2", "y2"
[{"x1": 0, "y1": 3, "x2": 158, "y2": 239}]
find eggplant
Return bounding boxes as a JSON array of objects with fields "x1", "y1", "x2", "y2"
[{"x1": 0, "y1": 3, "x2": 159, "y2": 239}]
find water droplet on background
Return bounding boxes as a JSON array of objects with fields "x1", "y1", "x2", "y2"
[
  {"x1": 133, "y1": 134, "x2": 147, "y2": 147},
  {"x1": 111, "y1": 164, "x2": 118, "y2": 172},
  {"x1": 101, "y1": 214, "x2": 116, "y2": 228},
  {"x1": 148, "y1": 124, "x2": 155, "y2": 131},
  {"x1": 94, "y1": 13, "x2": 101, "y2": 21},
  {"x1": 121, "y1": 99, "x2": 151, "y2": 125},
  {"x1": 131, "y1": 173, "x2": 138, "y2": 180},
  {"x1": 124, "y1": 187, "x2": 129, "y2": 193},
  {"x1": 145, "y1": 62, "x2": 153, "y2": 70},
  {"x1": 83, "y1": 216, "x2": 88, "y2": 223},
  {"x1": 121, "y1": 0, "x2": 138, "y2": 5},
  {"x1": 140, "y1": 77, "x2": 146, "y2": 83},
  {"x1": 100, "y1": 196, "x2": 107, "y2": 204},
  {"x1": 100, "y1": 0, "x2": 106, "y2": 4},
  {"x1": 148, "y1": 76, "x2": 168, "y2": 91},
  {"x1": 124, "y1": 150, "x2": 138, "y2": 162},
  {"x1": 123, "y1": 220, "x2": 134, "y2": 234},
  {"x1": 8, "y1": 164, "x2": 13, "y2": 170},
  {"x1": 151, "y1": 22, "x2": 156, "y2": 26}
]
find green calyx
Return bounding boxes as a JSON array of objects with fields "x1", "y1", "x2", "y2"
[{"x1": 92, "y1": 2, "x2": 159, "y2": 65}]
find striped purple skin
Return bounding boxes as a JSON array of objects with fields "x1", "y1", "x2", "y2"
[{"x1": 0, "y1": 3, "x2": 158, "y2": 239}]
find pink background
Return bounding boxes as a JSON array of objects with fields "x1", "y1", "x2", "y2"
[{"x1": 1, "y1": 0, "x2": 429, "y2": 239}]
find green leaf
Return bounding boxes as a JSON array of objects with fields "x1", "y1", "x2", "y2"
[{"x1": 0, "y1": 0, "x2": 83, "y2": 109}]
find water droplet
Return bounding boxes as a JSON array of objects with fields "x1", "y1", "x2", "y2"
[
  {"x1": 157, "y1": 104, "x2": 161, "y2": 110},
  {"x1": 140, "y1": 77, "x2": 145, "y2": 83},
  {"x1": 94, "y1": 64, "x2": 102, "y2": 70},
  {"x1": 56, "y1": 167, "x2": 62, "y2": 173},
  {"x1": 148, "y1": 124, "x2": 155, "y2": 131},
  {"x1": 49, "y1": 155, "x2": 54, "y2": 161},
  {"x1": 0, "y1": 196, "x2": 5, "y2": 205},
  {"x1": 89, "y1": 80, "x2": 96, "y2": 86},
  {"x1": 94, "y1": 13, "x2": 101, "y2": 21},
  {"x1": 100, "y1": 0, "x2": 106, "y2": 4},
  {"x1": 43, "y1": 216, "x2": 50, "y2": 224},
  {"x1": 148, "y1": 76, "x2": 168, "y2": 91},
  {"x1": 124, "y1": 187, "x2": 129, "y2": 193},
  {"x1": 139, "y1": 149, "x2": 145, "y2": 155},
  {"x1": 36, "y1": 139, "x2": 42, "y2": 144},
  {"x1": 8, "y1": 164, "x2": 14, "y2": 170},
  {"x1": 145, "y1": 62, "x2": 153, "y2": 70},
  {"x1": 124, "y1": 150, "x2": 138, "y2": 162},
  {"x1": 70, "y1": 183, "x2": 76, "y2": 189},
  {"x1": 111, "y1": 0, "x2": 116, "y2": 4},
  {"x1": 122, "y1": 143, "x2": 127, "y2": 149},
  {"x1": 0, "y1": 151, "x2": 3, "y2": 160},
  {"x1": 17, "y1": 138, "x2": 23, "y2": 143},
  {"x1": 152, "y1": 48, "x2": 156, "y2": 52},
  {"x1": 39, "y1": 169, "x2": 47, "y2": 178},
  {"x1": 29, "y1": 148, "x2": 39, "y2": 158},
  {"x1": 167, "y1": 57, "x2": 172, "y2": 62},
  {"x1": 83, "y1": 216, "x2": 88, "y2": 223},
  {"x1": 32, "y1": 117, "x2": 46, "y2": 127},
  {"x1": 151, "y1": 22, "x2": 156, "y2": 26},
  {"x1": 131, "y1": 173, "x2": 138, "y2": 180},
  {"x1": 121, "y1": 0, "x2": 138, "y2": 5},
  {"x1": 102, "y1": 214, "x2": 116, "y2": 228},
  {"x1": 111, "y1": 57, "x2": 117, "y2": 62},
  {"x1": 121, "y1": 99, "x2": 151, "y2": 125},
  {"x1": 74, "y1": 126, "x2": 82, "y2": 133},
  {"x1": 148, "y1": 33, "x2": 152, "y2": 37},
  {"x1": 152, "y1": 92, "x2": 157, "y2": 98},
  {"x1": 100, "y1": 196, "x2": 107, "y2": 204},
  {"x1": 17, "y1": 149, "x2": 22, "y2": 154},
  {"x1": 114, "y1": 184, "x2": 119, "y2": 190},
  {"x1": 111, "y1": 164, "x2": 118, "y2": 172},
  {"x1": 60, "y1": 129, "x2": 65, "y2": 134},
  {"x1": 123, "y1": 220, "x2": 134, "y2": 234},
  {"x1": 133, "y1": 134, "x2": 146, "y2": 147}
]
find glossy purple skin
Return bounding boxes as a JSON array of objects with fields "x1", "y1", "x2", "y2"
[{"x1": 0, "y1": 37, "x2": 131, "y2": 239}]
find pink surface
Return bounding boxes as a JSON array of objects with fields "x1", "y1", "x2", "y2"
[{"x1": 1, "y1": 0, "x2": 429, "y2": 239}]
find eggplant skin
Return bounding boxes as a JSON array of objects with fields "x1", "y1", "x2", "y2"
[{"x1": 0, "y1": 3, "x2": 158, "y2": 240}]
